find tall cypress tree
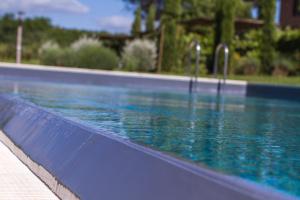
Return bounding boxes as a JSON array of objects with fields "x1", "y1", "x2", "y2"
[
  {"x1": 131, "y1": 7, "x2": 142, "y2": 37},
  {"x1": 213, "y1": 0, "x2": 238, "y2": 72},
  {"x1": 259, "y1": 0, "x2": 276, "y2": 74},
  {"x1": 146, "y1": 3, "x2": 156, "y2": 33},
  {"x1": 161, "y1": 0, "x2": 181, "y2": 71}
]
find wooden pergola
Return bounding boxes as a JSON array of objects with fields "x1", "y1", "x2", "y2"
[
  {"x1": 98, "y1": 31, "x2": 154, "y2": 42},
  {"x1": 180, "y1": 17, "x2": 264, "y2": 33},
  {"x1": 98, "y1": 16, "x2": 264, "y2": 43},
  {"x1": 99, "y1": 34, "x2": 133, "y2": 41}
]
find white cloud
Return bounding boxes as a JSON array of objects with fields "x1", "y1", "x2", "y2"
[
  {"x1": 98, "y1": 15, "x2": 133, "y2": 33},
  {"x1": 0, "y1": 0, "x2": 89, "y2": 14}
]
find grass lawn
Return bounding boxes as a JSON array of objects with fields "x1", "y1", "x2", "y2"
[
  {"x1": 227, "y1": 75, "x2": 300, "y2": 86},
  {"x1": 162, "y1": 71, "x2": 300, "y2": 86},
  {"x1": 0, "y1": 58, "x2": 40, "y2": 65}
]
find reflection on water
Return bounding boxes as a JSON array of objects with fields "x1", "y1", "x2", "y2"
[{"x1": 0, "y1": 79, "x2": 299, "y2": 197}]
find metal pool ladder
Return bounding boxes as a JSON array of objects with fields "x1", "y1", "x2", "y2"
[
  {"x1": 187, "y1": 41, "x2": 201, "y2": 93},
  {"x1": 213, "y1": 43, "x2": 229, "y2": 83}
]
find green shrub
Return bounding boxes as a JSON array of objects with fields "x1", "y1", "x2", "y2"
[
  {"x1": 74, "y1": 45, "x2": 118, "y2": 70},
  {"x1": 234, "y1": 55, "x2": 260, "y2": 75},
  {"x1": 178, "y1": 32, "x2": 211, "y2": 76},
  {"x1": 276, "y1": 29, "x2": 300, "y2": 75},
  {"x1": 272, "y1": 55, "x2": 296, "y2": 76},
  {"x1": 39, "y1": 41, "x2": 60, "y2": 65},
  {"x1": 122, "y1": 39, "x2": 157, "y2": 72},
  {"x1": 57, "y1": 48, "x2": 76, "y2": 67},
  {"x1": 40, "y1": 48, "x2": 60, "y2": 66},
  {"x1": 71, "y1": 36, "x2": 101, "y2": 50},
  {"x1": 294, "y1": 51, "x2": 300, "y2": 75},
  {"x1": 234, "y1": 30, "x2": 261, "y2": 57},
  {"x1": 39, "y1": 39, "x2": 118, "y2": 70},
  {"x1": 277, "y1": 28, "x2": 300, "y2": 53},
  {"x1": 40, "y1": 42, "x2": 73, "y2": 66},
  {"x1": 0, "y1": 43, "x2": 12, "y2": 60}
]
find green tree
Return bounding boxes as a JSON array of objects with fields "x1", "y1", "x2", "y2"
[
  {"x1": 0, "y1": 14, "x2": 18, "y2": 59},
  {"x1": 161, "y1": 0, "x2": 181, "y2": 71},
  {"x1": 259, "y1": 0, "x2": 276, "y2": 74},
  {"x1": 0, "y1": 13, "x2": 105, "y2": 62},
  {"x1": 213, "y1": 0, "x2": 238, "y2": 72},
  {"x1": 181, "y1": 0, "x2": 216, "y2": 19},
  {"x1": 0, "y1": 14, "x2": 17, "y2": 44},
  {"x1": 146, "y1": 3, "x2": 156, "y2": 33},
  {"x1": 131, "y1": 7, "x2": 142, "y2": 37},
  {"x1": 236, "y1": 0, "x2": 252, "y2": 18}
]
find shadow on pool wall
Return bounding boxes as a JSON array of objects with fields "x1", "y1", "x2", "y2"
[{"x1": 246, "y1": 83, "x2": 300, "y2": 101}]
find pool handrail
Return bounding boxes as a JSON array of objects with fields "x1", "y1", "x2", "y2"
[
  {"x1": 187, "y1": 40, "x2": 201, "y2": 93},
  {"x1": 213, "y1": 43, "x2": 229, "y2": 83}
]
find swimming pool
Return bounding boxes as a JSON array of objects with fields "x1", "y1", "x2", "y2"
[{"x1": 0, "y1": 78, "x2": 299, "y2": 198}]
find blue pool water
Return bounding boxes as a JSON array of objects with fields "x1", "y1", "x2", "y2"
[{"x1": 0, "y1": 79, "x2": 299, "y2": 197}]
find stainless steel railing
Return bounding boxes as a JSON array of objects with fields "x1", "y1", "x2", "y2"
[
  {"x1": 213, "y1": 43, "x2": 229, "y2": 83},
  {"x1": 187, "y1": 41, "x2": 201, "y2": 93}
]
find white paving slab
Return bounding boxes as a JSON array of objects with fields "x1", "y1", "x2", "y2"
[{"x1": 0, "y1": 141, "x2": 59, "y2": 200}]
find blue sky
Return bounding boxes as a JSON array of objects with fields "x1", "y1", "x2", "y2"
[
  {"x1": 0, "y1": 0, "x2": 282, "y2": 33},
  {"x1": 0, "y1": 0, "x2": 134, "y2": 33}
]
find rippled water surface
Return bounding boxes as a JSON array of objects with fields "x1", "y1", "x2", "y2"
[{"x1": 0, "y1": 78, "x2": 299, "y2": 197}]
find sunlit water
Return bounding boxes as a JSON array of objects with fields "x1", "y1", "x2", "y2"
[{"x1": 0, "y1": 78, "x2": 299, "y2": 197}]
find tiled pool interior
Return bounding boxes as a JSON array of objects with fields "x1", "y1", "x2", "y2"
[{"x1": 0, "y1": 78, "x2": 299, "y2": 198}]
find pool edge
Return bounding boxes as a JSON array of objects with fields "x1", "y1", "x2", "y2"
[
  {"x1": 0, "y1": 62, "x2": 299, "y2": 101},
  {"x1": 0, "y1": 130, "x2": 79, "y2": 200}
]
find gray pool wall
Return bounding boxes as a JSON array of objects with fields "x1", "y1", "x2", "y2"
[{"x1": 0, "y1": 63, "x2": 299, "y2": 101}]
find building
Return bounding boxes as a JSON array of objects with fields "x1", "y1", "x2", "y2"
[{"x1": 280, "y1": 0, "x2": 300, "y2": 28}]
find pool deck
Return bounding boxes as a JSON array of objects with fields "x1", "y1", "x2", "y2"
[{"x1": 0, "y1": 140, "x2": 58, "y2": 200}]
